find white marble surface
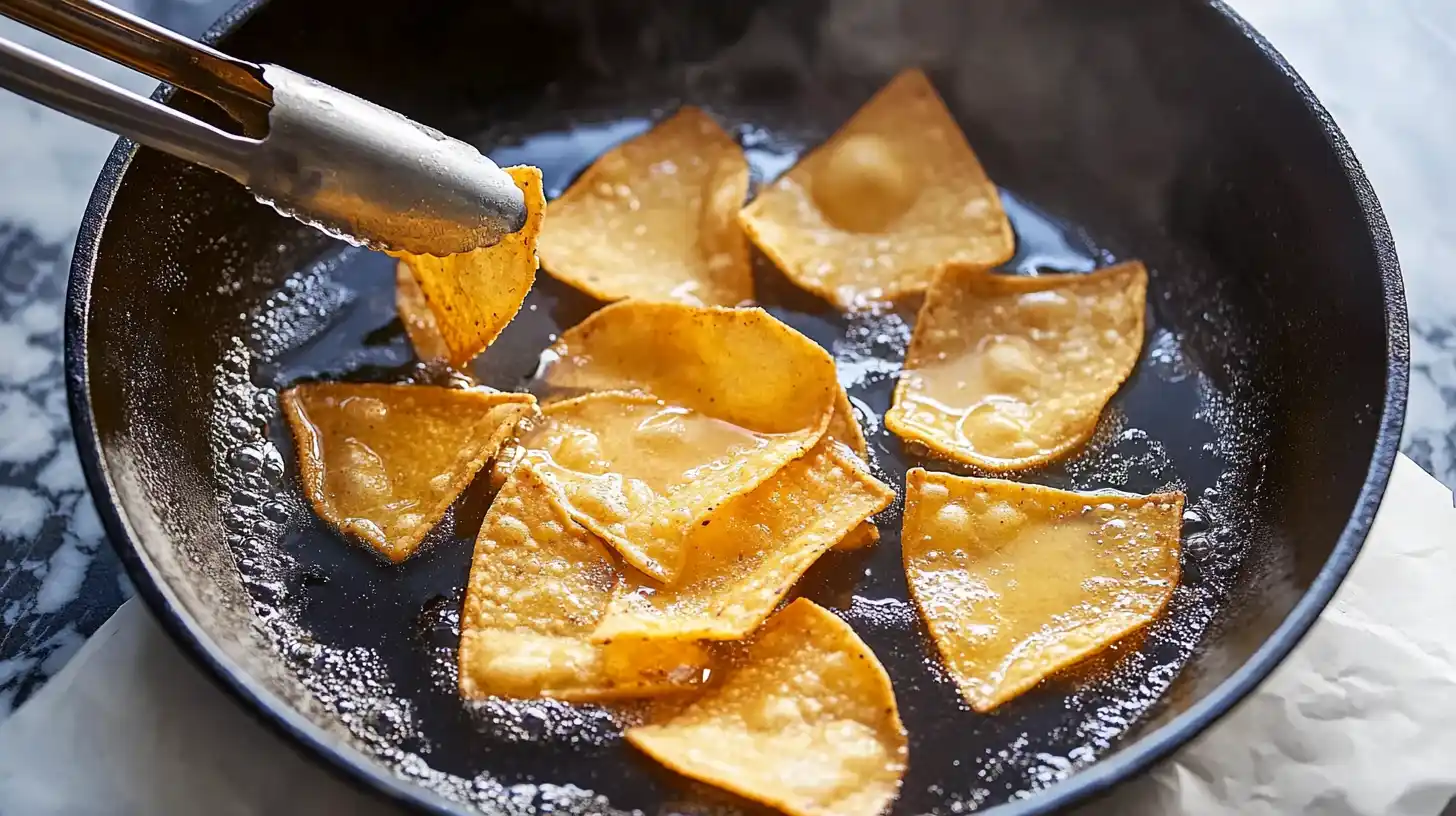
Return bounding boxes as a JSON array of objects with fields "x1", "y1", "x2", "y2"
[
  {"x1": 0, "y1": 0, "x2": 216, "y2": 713},
  {"x1": 0, "y1": 0, "x2": 1451, "y2": 728}
]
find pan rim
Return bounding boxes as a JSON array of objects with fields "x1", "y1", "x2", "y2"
[{"x1": 62, "y1": 0, "x2": 1410, "y2": 813}]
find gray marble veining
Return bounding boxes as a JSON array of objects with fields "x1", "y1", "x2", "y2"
[
  {"x1": 0, "y1": 0, "x2": 219, "y2": 714},
  {"x1": 0, "y1": 0, "x2": 1451, "y2": 717}
]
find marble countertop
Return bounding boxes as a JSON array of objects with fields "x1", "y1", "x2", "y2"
[{"x1": 0, "y1": 0, "x2": 1453, "y2": 720}]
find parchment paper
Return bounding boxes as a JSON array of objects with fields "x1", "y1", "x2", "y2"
[{"x1": 0, "y1": 454, "x2": 1450, "y2": 815}]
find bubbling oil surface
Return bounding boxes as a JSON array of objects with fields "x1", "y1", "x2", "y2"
[{"x1": 209, "y1": 116, "x2": 1269, "y2": 814}]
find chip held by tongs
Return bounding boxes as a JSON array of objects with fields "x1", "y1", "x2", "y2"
[
  {"x1": 902, "y1": 469, "x2": 1182, "y2": 712},
  {"x1": 538, "y1": 107, "x2": 753, "y2": 307},
  {"x1": 740, "y1": 68, "x2": 1013, "y2": 309},
  {"x1": 394, "y1": 165, "x2": 546, "y2": 367}
]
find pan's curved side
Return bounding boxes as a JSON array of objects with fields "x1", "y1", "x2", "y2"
[
  {"x1": 63, "y1": 1, "x2": 1409, "y2": 815},
  {"x1": 999, "y1": 4, "x2": 1409, "y2": 811},
  {"x1": 62, "y1": 2, "x2": 476, "y2": 814}
]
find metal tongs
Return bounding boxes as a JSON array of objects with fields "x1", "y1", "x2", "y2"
[{"x1": 0, "y1": 0, "x2": 526, "y2": 256}]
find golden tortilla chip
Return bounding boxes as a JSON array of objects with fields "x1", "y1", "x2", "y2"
[
  {"x1": 459, "y1": 464, "x2": 710, "y2": 701},
  {"x1": 546, "y1": 300, "x2": 870, "y2": 555},
  {"x1": 827, "y1": 387, "x2": 880, "y2": 552},
  {"x1": 396, "y1": 165, "x2": 546, "y2": 367},
  {"x1": 828, "y1": 386, "x2": 868, "y2": 459},
  {"x1": 886, "y1": 262, "x2": 1148, "y2": 471},
  {"x1": 592, "y1": 438, "x2": 893, "y2": 642},
  {"x1": 395, "y1": 261, "x2": 449, "y2": 363},
  {"x1": 835, "y1": 523, "x2": 881, "y2": 553},
  {"x1": 739, "y1": 69, "x2": 1013, "y2": 309},
  {"x1": 522, "y1": 392, "x2": 822, "y2": 584},
  {"x1": 627, "y1": 599, "x2": 907, "y2": 816},
  {"x1": 542, "y1": 301, "x2": 839, "y2": 436},
  {"x1": 281, "y1": 383, "x2": 536, "y2": 562},
  {"x1": 539, "y1": 107, "x2": 753, "y2": 307},
  {"x1": 902, "y1": 469, "x2": 1182, "y2": 712}
]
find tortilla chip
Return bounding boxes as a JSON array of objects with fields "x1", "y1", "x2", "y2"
[
  {"x1": 739, "y1": 69, "x2": 1013, "y2": 309},
  {"x1": 886, "y1": 262, "x2": 1148, "y2": 471},
  {"x1": 592, "y1": 438, "x2": 893, "y2": 642},
  {"x1": 458, "y1": 465, "x2": 710, "y2": 701},
  {"x1": 544, "y1": 303, "x2": 844, "y2": 437},
  {"x1": 542, "y1": 301, "x2": 839, "y2": 436},
  {"x1": 281, "y1": 383, "x2": 535, "y2": 562},
  {"x1": 902, "y1": 469, "x2": 1182, "y2": 712},
  {"x1": 539, "y1": 107, "x2": 753, "y2": 307},
  {"x1": 835, "y1": 523, "x2": 881, "y2": 552},
  {"x1": 628, "y1": 599, "x2": 907, "y2": 816},
  {"x1": 396, "y1": 165, "x2": 546, "y2": 367},
  {"x1": 521, "y1": 392, "x2": 822, "y2": 584},
  {"x1": 827, "y1": 386, "x2": 880, "y2": 551},
  {"x1": 828, "y1": 386, "x2": 868, "y2": 459},
  {"x1": 546, "y1": 300, "x2": 873, "y2": 553},
  {"x1": 395, "y1": 261, "x2": 449, "y2": 363}
]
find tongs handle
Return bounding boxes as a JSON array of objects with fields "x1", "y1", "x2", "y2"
[
  {"x1": 0, "y1": 33, "x2": 253, "y2": 177},
  {"x1": 0, "y1": 0, "x2": 271, "y2": 131},
  {"x1": 0, "y1": 0, "x2": 528, "y2": 256}
]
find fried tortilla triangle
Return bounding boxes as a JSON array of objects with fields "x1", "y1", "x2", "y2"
[
  {"x1": 282, "y1": 383, "x2": 535, "y2": 562},
  {"x1": 627, "y1": 599, "x2": 907, "y2": 816},
  {"x1": 902, "y1": 469, "x2": 1182, "y2": 712}
]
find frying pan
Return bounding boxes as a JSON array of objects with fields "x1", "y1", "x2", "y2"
[{"x1": 64, "y1": 0, "x2": 1408, "y2": 813}]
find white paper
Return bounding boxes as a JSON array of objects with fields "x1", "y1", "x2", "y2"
[
  {"x1": 1099, "y1": 454, "x2": 1456, "y2": 816},
  {"x1": 0, "y1": 601, "x2": 397, "y2": 816},
  {"x1": 0, "y1": 455, "x2": 1451, "y2": 816}
]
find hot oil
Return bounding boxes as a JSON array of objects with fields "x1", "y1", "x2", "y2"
[{"x1": 212, "y1": 116, "x2": 1268, "y2": 814}]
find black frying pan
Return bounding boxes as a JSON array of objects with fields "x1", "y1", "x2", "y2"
[{"x1": 65, "y1": 0, "x2": 1408, "y2": 813}]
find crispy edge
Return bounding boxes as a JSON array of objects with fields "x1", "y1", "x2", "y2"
[
  {"x1": 395, "y1": 260, "x2": 450, "y2": 363},
  {"x1": 828, "y1": 386, "x2": 879, "y2": 551}
]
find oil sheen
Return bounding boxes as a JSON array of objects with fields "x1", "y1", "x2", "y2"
[{"x1": 209, "y1": 114, "x2": 1267, "y2": 815}]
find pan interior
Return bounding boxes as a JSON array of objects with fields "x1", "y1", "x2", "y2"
[
  {"x1": 81, "y1": 0, "x2": 1392, "y2": 813},
  {"x1": 212, "y1": 151, "x2": 1264, "y2": 816}
]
